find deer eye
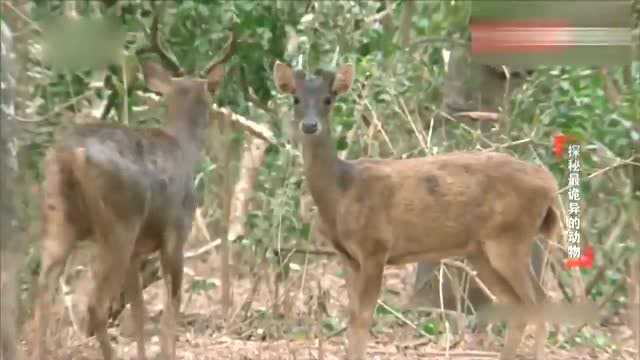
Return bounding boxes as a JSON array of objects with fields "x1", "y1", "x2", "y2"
[
  {"x1": 293, "y1": 96, "x2": 300, "y2": 105},
  {"x1": 324, "y1": 97, "x2": 332, "y2": 106}
]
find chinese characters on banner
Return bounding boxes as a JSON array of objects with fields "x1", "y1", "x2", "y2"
[{"x1": 566, "y1": 144, "x2": 581, "y2": 259}]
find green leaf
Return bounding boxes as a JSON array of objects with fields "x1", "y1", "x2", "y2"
[
  {"x1": 336, "y1": 136, "x2": 349, "y2": 151},
  {"x1": 190, "y1": 278, "x2": 217, "y2": 293},
  {"x1": 421, "y1": 321, "x2": 440, "y2": 335},
  {"x1": 321, "y1": 317, "x2": 341, "y2": 332}
]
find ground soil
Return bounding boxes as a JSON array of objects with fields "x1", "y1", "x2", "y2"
[{"x1": 19, "y1": 237, "x2": 637, "y2": 360}]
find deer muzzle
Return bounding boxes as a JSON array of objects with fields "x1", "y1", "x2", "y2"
[{"x1": 300, "y1": 118, "x2": 320, "y2": 135}]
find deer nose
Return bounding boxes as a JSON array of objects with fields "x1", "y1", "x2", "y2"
[{"x1": 301, "y1": 121, "x2": 319, "y2": 134}]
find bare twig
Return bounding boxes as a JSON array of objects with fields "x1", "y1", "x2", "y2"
[
  {"x1": 420, "y1": 350, "x2": 499, "y2": 358},
  {"x1": 409, "y1": 37, "x2": 468, "y2": 49},
  {"x1": 271, "y1": 247, "x2": 338, "y2": 257},
  {"x1": 438, "y1": 264, "x2": 452, "y2": 355},
  {"x1": 13, "y1": 91, "x2": 95, "y2": 123},
  {"x1": 228, "y1": 265, "x2": 263, "y2": 326},
  {"x1": 184, "y1": 240, "x2": 221, "y2": 259},
  {"x1": 363, "y1": 99, "x2": 395, "y2": 155},
  {"x1": 364, "y1": 1, "x2": 400, "y2": 24},
  {"x1": 2, "y1": 2, "x2": 42, "y2": 33},
  {"x1": 557, "y1": 156, "x2": 639, "y2": 194},
  {"x1": 441, "y1": 259, "x2": 497, "y2": 302},
  {"x1": 440, "y1": 110, "x2": 496, "y2": 148},
  {"x1": 212, "y1": 104, "x2": 277, "y2": 144},
  {"x1": 397, "y1": 99, "x2": 428, "y2": 153},
  {"x1": 483, "y1": 138, "x2": 532, "y2": 152},
  {"x1": 426, "y1": 114, "x2": 435, "y2": 153},
  {"x1": 376, "y1": 300, "x2": 430, "y2": 337},
  {"x1": 600, "y1": 67, "x2": 622, "y2": 106},
  {"x1": 453, "y1": 111, "x2": 499, "y2": 122}
]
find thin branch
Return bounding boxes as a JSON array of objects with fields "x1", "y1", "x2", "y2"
[
  {"x1": 211, "y1": 104, "x2": 277, "y2": 144},
  {"x1": 363, "y1": 98, "x2": 395, "y2": 155},
  {"x1": 420, "y1": 350, "x2": 499, "y2": 358},
  {"x1": 483, "y1": 138, "x2": 532, "y2": 152},
  {"x1": 271, "y1": 247, "x2": 338, "y2": 258},
  {"x1": 409, "y1": 37, "x2": 468, "y2": 49},
  {"x1": 441, "y1": 259, "x2": 497, "y2": 303},
  {"x1": 13, "y1": 91, "x2": 95, "y2": 122},
  {"x1": 453, "y1": 111, "x2": 499, "y2": 122},
  {"x1": 557, "y1": 156, "x2": 639, "y2": 194},
  {"x1": 438, "y1": 264, "x2": 452, "y2": 354},
  {"x1": 2, "y1": 2, "x2": 42, "y2": 33},
  {"x1": 376, "y1": 299, "x2": 430, "y2": 337},
  {"x1": 364, "y1": 1, "x2": 400, "y2": 24},
  {"x1": 397, "y1": 99, "x2": 428, "y2": 153}
]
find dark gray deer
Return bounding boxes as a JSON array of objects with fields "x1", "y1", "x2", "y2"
[{"x1": 32, "y1": 16, "x2": 234, "y2": 360}]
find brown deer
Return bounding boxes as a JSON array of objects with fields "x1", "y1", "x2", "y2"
[
  {"x1": 32, "y1": 11, "x2": 234, "y2": 360},
  {"x1": 273, "y1": 61, "x2": 560, "y2": 360}
]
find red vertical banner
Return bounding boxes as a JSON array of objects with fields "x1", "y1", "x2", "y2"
[{"x1": 554, "y1": 134, "x2": 568, "y2": 160}]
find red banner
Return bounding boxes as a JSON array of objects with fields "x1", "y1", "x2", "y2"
[{"x1": 471, "y1": 20, "x2": 571, "y2": 54}]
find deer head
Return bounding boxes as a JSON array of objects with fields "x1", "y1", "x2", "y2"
[
  {"x1": 141, "y1": 59, "x2": 226, "y2": 143},
  {"x1": 137, "y1": 2, "x2": 235, "y2": 146},
  {"x1": 273, "y1": 61, "x2": 354, "y2": 138}
]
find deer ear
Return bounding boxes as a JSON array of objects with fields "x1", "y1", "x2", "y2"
[
  {"x1": 332, "y1": 63, "x2": 354, "y2": 95},
  {"x1": 273, "y1": 61, "x2": 296, "y2": 94},
  {"x1": 142, "y1": 62, "x2": 172, "y2": 94},
  {"x1": 206, "y1": 63, "x2": 225, "y2": 94}
]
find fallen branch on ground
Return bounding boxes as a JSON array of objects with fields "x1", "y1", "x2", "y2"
[{"x1": 271, "y1": 247, "x2": 339, "y2": 258}]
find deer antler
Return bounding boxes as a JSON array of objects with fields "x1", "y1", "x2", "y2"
[
  {"x1": 137, "y1": 2, "x2": 184, "y2": 77},
  {"x1": 201, "y1": 30, "x2": 236, "y2": 76}
]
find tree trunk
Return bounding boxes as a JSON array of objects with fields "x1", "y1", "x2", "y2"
[{"x1": 1, "y1": 20, "x2": 23, "y2": 360}]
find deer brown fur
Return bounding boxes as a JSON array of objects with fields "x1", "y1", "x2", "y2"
[
  {"x1": 412, "y1": 237, "x2": 546, "y2": 314},
  {"x1": 32, "y1": 28, "x2": 232, "y2": 360},
  {"x1": 273, "y1": 61, "x2": 560, "y2": 360}
]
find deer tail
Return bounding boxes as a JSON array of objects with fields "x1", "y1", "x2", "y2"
[
  {"x1": 70, "y1": 147, "x2": 87, "y2": 176},
  {"x1": 69, "y1": 147, "x2": 102, "y2": 220}
]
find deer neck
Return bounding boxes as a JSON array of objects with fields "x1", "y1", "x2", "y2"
[
  {"x1": 166, "y1": 106, "x2": 206, "y2": 164},
  {"x1": 302, "y1": 133, "x2": 342, "y2": 229}
]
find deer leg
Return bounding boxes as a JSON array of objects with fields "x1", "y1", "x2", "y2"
[
  {"x1": 123, "y1": 258, "x2": 146, "y2": 360},
  {"x1": 87, "y1": 230, "x2": 136, "y2": 360},
  {"x1": 34, "y1": 221, "x2": 75, "y2": 360},
  {"x1": 531, "y1": 270, "x2": 548, "y2": 360},
  {"x1": 159, "y1": 229, "x2": 184, "y2": 360},
  {"x1": 533, "y1": 317, "x2": 548, "y2": 360},
  {"x1": 467, "y1": 252, "x2": 527, "y2": 360},
  {"x1": 345, "y1": 256, "x2": 384, "y2": 360},
  {"x1": 483, "y1": 240, "x2": 545, "y2": 360}
]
